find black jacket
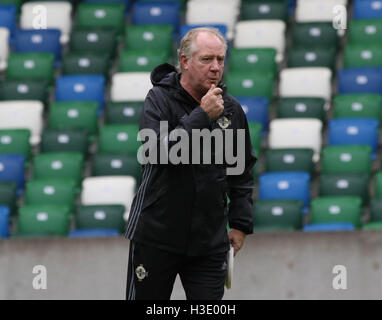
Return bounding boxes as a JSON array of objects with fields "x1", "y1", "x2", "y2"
[{"x1": 125, "y1": 63, "x2": 256, "y2": 256}]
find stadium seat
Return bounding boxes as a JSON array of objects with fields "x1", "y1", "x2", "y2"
[
  {"x1": 0, "y1": 181, "x2": 17, "y2": 215},
  {"x1": 248, "y1": 122, "x2": 262, "y2": 158},
  {"x1": 6, "y1": 52, "x2": 55, "y2": 83},
  {"x1": 92, "y1": 153, "x2": 141, "y2": 184},
  {"x1": 40, "y1": 128, "x2": 89, "y2": 154},
  {"x1": 370, "y1": 198, "x2": 382, "y2": 221},
  {"x1": 295, "y1": 0, "x2": 348, "y2": 22},
  {"x1": 253, "y1": 199, "x2": 303, "y2": 232},
  {"x1": 234, "y1": 20, "x2": 286, "y2": 62},
  {"x1": 85, "y1": 0, "x2": 131, "y2": 8},
  {"x1": 76, "y1": 2, "x2": 125, "y2": 35},
  {"x1": 20, "y1": 2, "x2": 72, "y2": 44},
  {"x1": 0, "y1": 79, "x2": 49, "y2": 104},
  {"x1": 17, "y1": 204, "x2": 71, "y2": 237},
  {"x1": 105, "y1": 101, "x2": 144, "y2": 124},
  {"x1": 25, "y1": 179, "x2": 77, "y2": 209},
  {"x1": 344, "y1": 45, "x2": 382, "y2": 68},
  {"x1": 321, "y1": 145, "x2": 372, "y2": 174},
  {"x1": 0, "y1": 205, "x2": 10, "y2": 238},
  {"x1": 229, "y1": 48, "x2": 277, "y2": 75},
  {"x1": 98, "y1": 124, "x2": 140, "y2": 156},
  {"x1": 338, "y1": 67, "x2": 382, "y2": 94},
  {"x1": 375, "y1": 171, "x2": 382, "y2": 198},
  {"x1": 68, "y1": 229, "x2": 120, "y2": 237},
  {"x1": 333, "y1": 93, "x2": 382, "y2": 121},
  {"x1": 81, "y1": 176, "x2": 136, "y2": 220},
  {"x1": 119, "y1": 49, "x2": 169, "y2": 72},
  {"x1": 319, "y1": 173, "x2": 370, "y2": 205},
  {"x1": 74, "y1": 204, "x2": 126, "y2": 234},
  {"x1": 259, "y1": 172, "x2": 311, "y2": 212},
  {"x1": 48, "y1": 101, "x2": 99, "y2": 138},
  {"x1": 292, "y1": 22, "x2": 339, "y2": 48},
  {"x1": 225, "y1": 72, "x2": 275, "y2": 100},
  {"x1": 0, "y1": 154, "x2": 25, "y2": 192},
  {"x1": 180, "y1": 24, "x2": 228, "y2": 41},
  {"x1": 55, "y1": 75, "x2": 106, "y2": 114},
  {"x1": 70, "y1": 28, "x2": 118, "y2": 58},
  {"x1": 328, "y1": 118, "x2": 379, "y2": 158},
  {"x1": 62, "y1": 53, "x2": 110, "y2": 77},
  {"x1": 237, "y1": 97, "x2": 269, "y2": 132},
  {"x1": 268, "y1": 119, "x2": 323, "y2": 161},
  {"x1": 348, "y1": 19, "x2": 382, "y2": 46},
  {"x1": 308, "y1": 196, "x2": 362, "y2": 228},
  {"x1": 303, "y1": 222, "x2": 355, "y2": 232},
  {"x1": 133, "y1": 1, "x2": 180, "y2": 34},
  {"x1": 265, "y1": 148, "x2": 315, "y2": 175},
  {"x1": 0, "y1": 27, "x2": 9, "y2": 71},
  {"x1": 0, "y1": 101, "x2": 43, "y2": 145},
  {"x1": 240, "y1": 1, "x2": 288, "y2": 21},
  {"x1": 0, "y1": 4, "x2": 16, "y2": 38},
  {"x1": 32, "y1": 152, "x2": 84, "y2": 187},
  {"x1": 353, "y1": 0, "x2": 382, "y2": 19},
  {"x1": 110, "y1": 72, "x2": 152, "y2": 102},
  {"x1": 362, "y1": 222, "x2": 382, "y2": 230},
  {"x1": 0, "y1": 129, "x2": 31, "y2": 160},
  {"x1": 276, "y1": 97, "x2": 326, "y2": 122},
  {"x1": 279, "y1": 67, "x2": 332, "y2": 100},
  {"x1": 287, "y1": 46, "x2": 337, "y2": 70},
  {"x1": 13, "y1": 29, "x2": 62, "y2": 64}
]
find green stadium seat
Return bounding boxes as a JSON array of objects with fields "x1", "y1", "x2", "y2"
[
  {"x1": 375, "y1": 171, "x2": 382, "y2": 198},
  {"x1": 62, "y1": 53, "x2": 110, "y2": 77},
  {"x1": 119, "y1": 49, "x2": 170, "y2": 72},
  {"x1": 0, "y1": 181, "x2": 17, "y2": 215},
  {"x1": 348, "y1": 19, "x2": 382, "y2": 45},
  {"x1": 362, "y1": 222, "x2": 382, "y2": 230},
  {"x1": 292, "y1": 22, "x2": 339, "y2": 48},
  {"x1": 253, "y1": 199, "x2": 304, "y2": 232},
  {"x1": 6, "y1": 52, "x2": 55, "y2": 83},
  {"x1": 125, "y1": 25, "x2": 174, "y2": 56},
  {"x1": 17, "y1": 204, "x2": 71, "y2": 237},
  {"x1": 0, "y1": 79, "x2": 49, "y2": 104},
  {"x1": 76, "y1": 2, "x2": 125, "y2": 35},
  {"x1": 276, "y1": 97, "x2": 326, "y2": 122},
  {"x1": 240, "y1": 1, "x2": 288, "y2": 21},
  {"x1": 321, "y1": 145, "x2": 372, "y2": 174},
  {"x1": 310, "y1": 196, "x2": 362, "y2": 228},
  {"x1": 225, "y1": 72, "x2": 274, "y2": 99},
  {"x1": 370, "y1": 198, "x2": 382, "y2": 221},
  {"x1": 33, "y1": 152, "x2": 84, "y2": 188},
  {"x1": 0, "y1": 129, "x2": 31, "y2": 160},
  {"x1": 105, "y1": 101, "x2": 144, "y2": 124},
  {"x1": 75, "y1": 204, "x2": 126, "y2": 234},
  {"x1": 40, "y1": 128, "x2": 89, "y2": 154},
  {"x1": 48, "y1": 101, "x2": 99, "y2": 138},
  {"x1": 98, "y1": 124, "x2": 140, "y2": 156},
  {"x1": 319, "y1": 173, "x2": 370, "y2": 206},
  {"x1": 343, "y1": 45, "x2": 382, "y2": 68},
  {"x1": 228, "y1": 48, "x2": 277, "y2": 75},
  {"x1": 265, "y1": 148, "x2": 315, "y2": 175},
  {"x1": 333, "y1": 94, "x2": 382, "y2": 121},
  {"x1": 248, "y1": 122, "x2": 262, "y2": 158},
  {"x1": 287, "y1": 46, "x2": 337, "y2": 70}
]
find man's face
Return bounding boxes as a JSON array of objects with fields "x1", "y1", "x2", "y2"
[{"x1": 182, "y1": 32, "x2": 226, "y2": 95}]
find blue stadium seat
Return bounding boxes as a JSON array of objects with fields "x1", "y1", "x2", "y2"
[
  {"x1": 132, "y1": 1, "x2": 181, "y2": 34},
  {"x1": 0, "y1": 205, "x2": 10, "y2": 238},
  {"x1": 68, "y1": 229, "x2": 120, "y2": 238},
  {"x1": 353, "y1": 0, "x2": 382, "y2": 19},
  {"x1": 55, "y1": 75, "x2": 106, "y2": 115},
  {"x1": 180, "y1": 24, "x2": 228, "y2": 41},
  {"x1": 259, "y1": 172, "x2": 311, "y2": 213},
  {"x1": 328, "y1": 118, "x2": 379, "y2": 159},
  {"x1": 237, "y1": 97, "x2": 269, "y2": 133},
  {"x1": 0, "y1": 154, "x2": 25, "y2": 194},
  {"x1": 338, "y1": 67, "x2": 382, "y2": 94},
  {"x1": 0, "y1": 5, "x2": 16, "y2": 40},
  {"x1": 13, "y1": 29, "x2": 62, "y2": 64},
  {"x1": 303, "y1": 223, "x2": 355, "y2": 232}
]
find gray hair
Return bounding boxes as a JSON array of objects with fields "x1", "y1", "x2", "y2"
[{"x1": 176, "y1": 27, "x2": 227, "y2": 72}]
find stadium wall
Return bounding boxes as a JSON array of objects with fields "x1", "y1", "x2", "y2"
[{"x1": 1, "y1": 231, "x2": 382, "y2": 300}]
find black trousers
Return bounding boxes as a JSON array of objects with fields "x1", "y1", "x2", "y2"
[{"x1": 126, "y1": 241, "x2": 228, "y2": 300}]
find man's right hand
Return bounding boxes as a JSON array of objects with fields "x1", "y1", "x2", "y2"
[{"x1": 200, "y1": 84, "x2": 224, "y2": 120}]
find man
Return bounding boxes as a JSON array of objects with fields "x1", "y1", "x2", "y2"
[{"x1": 125, "y1": 28, "x2": 256, "y2": 300}]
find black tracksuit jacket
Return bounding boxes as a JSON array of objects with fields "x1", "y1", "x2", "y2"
[{"x1": 125, "y1": 63, "x2": 256, "y2": 256}]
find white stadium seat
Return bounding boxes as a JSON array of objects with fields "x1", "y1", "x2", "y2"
[
  {"x1": 20, "y1": 1, "x2": 72, "y2": 44},
  {"x1": 110, "y1": 72, "x2": 152, "y2": 102},
  {"x1": 296, "y1": 0, "x2": 348, "y2": 22},
  {"x1": 81, "y1": 176, "x2": 136, "y2": 221},
  {"x1": 0, "y1": 101, "x2": 43, "y2": 145},
  {"x1": 234, "y1": 20, "x2": 286, "y2": 62},
  {"x1": 0, "y1": 28, "x2": 9, "y2": 71},
  {"x1": 269, "y1": 118, "x2": 323, "y2": 162}
]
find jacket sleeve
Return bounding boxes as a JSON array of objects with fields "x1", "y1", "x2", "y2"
[{"x1": 226, "y1": 105, "x2": 257, "y2": 235}]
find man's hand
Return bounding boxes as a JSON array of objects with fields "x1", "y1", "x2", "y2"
[
  {"x1": 228, "y1": 228, "x2": 246, "y2": 256},
  {"x1": 200, "y1": 84, "x2": 224, "y2": 120}
]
